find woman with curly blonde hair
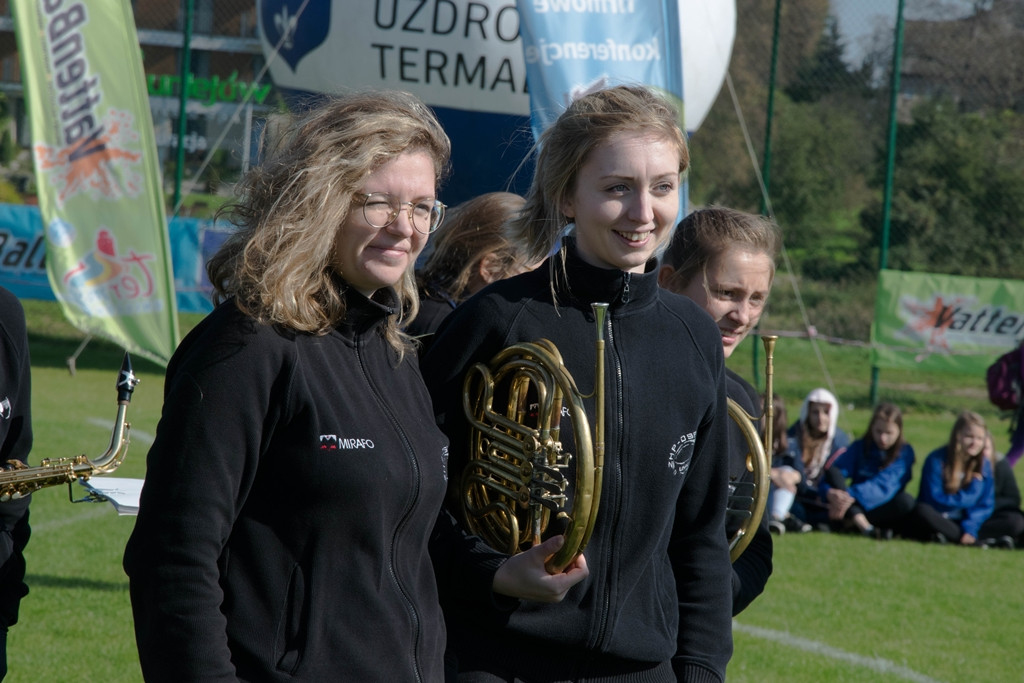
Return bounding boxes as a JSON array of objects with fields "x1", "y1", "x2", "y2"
[{"x1": 124, "y1": 91, "x2": 586, "y2": 682}]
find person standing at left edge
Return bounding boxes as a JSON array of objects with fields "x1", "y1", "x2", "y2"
[{"x1": 0, "y1": 285, "x2": 32, "y2": 682}]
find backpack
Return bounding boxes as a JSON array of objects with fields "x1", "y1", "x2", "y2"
[{"x1": 986, "y1": 345, "x2": 1023, "y2": 412}]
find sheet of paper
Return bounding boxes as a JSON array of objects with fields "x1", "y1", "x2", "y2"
[{"x1": 79, "y1": 477, "x2": 144, "y2": 516}]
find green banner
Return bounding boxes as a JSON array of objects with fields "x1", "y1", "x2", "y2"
[
  {"x1": 872, "y1": 269, "x2": 1024, "y2": 375},
  {"x1": 13, "y1": 0, "x2": 179, "y2": 365}
]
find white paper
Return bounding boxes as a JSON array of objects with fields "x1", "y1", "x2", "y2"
[{"x1": 79, "y1": 477, "x2": 144, "y2": 516}]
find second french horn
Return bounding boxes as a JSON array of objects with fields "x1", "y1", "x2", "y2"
[{"x1": 726, "y1": 334, "x2": 777, "y2": 561}]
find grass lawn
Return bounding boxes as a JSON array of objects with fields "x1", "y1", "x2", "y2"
[{"x1": 6, "y1": 302, "x2": 1022, "y2": 682}]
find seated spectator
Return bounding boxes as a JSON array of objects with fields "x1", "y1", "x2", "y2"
[
  {"x1": 768, "y1": 394, "x2": 808, "y2": 533},
  {"x1": 905, "y1": 410, "x2": 995, "y2": 546},
  {"x1": 778, "y1": 388, "x2": 851, "y2": 530},
  {"x1": 406, "y1": 191, "x2": 531, "y2": 343},
  {"x1": 819, "y1": 402, "x2": 916, "y2": 539},
  {"x1": 977, "y1": 430, "x2": 1023, "y2": 549}
]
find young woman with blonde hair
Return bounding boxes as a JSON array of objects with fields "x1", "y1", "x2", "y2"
[{"x1": 123, "y1": 91, "x2": 585, "y2": 682}]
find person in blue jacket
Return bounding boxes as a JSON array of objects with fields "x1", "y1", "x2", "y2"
[
  {"x1": 911, "y1": 410, "x2": 995, "y2": 546},
  {"x1": 819, "y1": 402, "x2": 916, "y2": 538}
]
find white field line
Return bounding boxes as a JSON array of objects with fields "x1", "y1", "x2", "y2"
[
  {"x1": 86, "y1": 417, "x2": 154, "y2": 445},
  {"x1": 733, "y1": 621, "x2": 945, "y2": 683}
]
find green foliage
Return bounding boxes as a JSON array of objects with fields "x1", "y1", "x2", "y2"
[
  {"x1": 861, "y1": 100, "x2": 1024, "y2": 279},
  {"x1": 0, "y1": 178, "x2": 23, "y2": 205}
]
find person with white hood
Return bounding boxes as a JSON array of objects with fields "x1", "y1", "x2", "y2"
[{"x1": 769, "y1": 388, "x2": 851, "y2": 532}]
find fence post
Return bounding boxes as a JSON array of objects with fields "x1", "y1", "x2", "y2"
[
  {"x1": 870, "y1": 0, "x2": 906, "y2": 407},
  {"x1": 172, "y1": 0, "x2": 195, "y2": 215}
]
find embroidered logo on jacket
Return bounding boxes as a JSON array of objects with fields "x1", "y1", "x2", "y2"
[
  {"x1": 441, "y1": 445, "x2": 449, "y2": 482},
  {"x1": 319, "y1": 434, "x2": 375, "y2": 450},
  {"x1": 0, "y1": 398, "x2": 10, "y2": 420},
  {"x1": 668, "y1": 431, "x2": 697, "y2": 476}
]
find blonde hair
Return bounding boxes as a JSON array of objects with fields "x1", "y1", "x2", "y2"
[
  {"x1": 943, "y1": 410, "x2": 987, "y2": 493},
  {"x1": 208, "y1": 91, "x2": 450, "y2": 356},
  {"x1": 511, "y1": 85, "x2": 688, "y2": 271},
  {"x1": 417, "y1": 192, "x2": 527, "y2": 303}
]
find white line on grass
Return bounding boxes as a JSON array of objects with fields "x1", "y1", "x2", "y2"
[
  {"x1": 31, "y1": 505, "x2": 110, "y2": 532},
  {"x1": 87, "y1": 417, "x2": 154, "y2": 445},
  {"x1": 733, "y1": 621, "x2": 945, "y2": 683}
]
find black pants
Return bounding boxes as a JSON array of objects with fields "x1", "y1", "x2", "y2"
[
  {"x1": 978, "y1": 508, "x2": 1024, "y2": 543},
  {"x1": 822, "y1": 467, "x2": 916, "y2": 532},
  {"x1": 899, "y1": 501, "x2": 963, "y2": 542}
]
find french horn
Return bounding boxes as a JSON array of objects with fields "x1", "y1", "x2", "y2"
[
  {"x1": 726, "y1": 335, "x2": 777, "y2": 562},
  {"x1": 0, "y1": 353, "x2": 138, "y2": 502},
  {"x1": 461, "y1": 303, "x2": 608, "y2": 573}
]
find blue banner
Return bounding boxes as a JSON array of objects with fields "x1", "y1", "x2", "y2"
[
  {"x1": 515, "y1": 0, "x2": 684, "y2": 139},
  {"x1": 0, "y1": 204, "x2": 229, "y2": 314}
]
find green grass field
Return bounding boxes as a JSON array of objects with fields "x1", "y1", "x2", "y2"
[{"x1": 7, "y1": 301, "x2": 1023, "y2": 682}]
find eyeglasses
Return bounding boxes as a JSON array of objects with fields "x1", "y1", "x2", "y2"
[{"x1": 355, "y1": 192, "x2": 446, "y2": 234}]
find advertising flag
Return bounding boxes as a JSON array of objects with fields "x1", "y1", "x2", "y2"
[
  {"x1": 872, "y1": 269, "x2": 1024, "y2": 375},
  {"x1": 13, "y1": 0, "x2": 179, "y2": 365},
  {"x1": 515, "y1": 0, "x2": 685, "y2": 140}
]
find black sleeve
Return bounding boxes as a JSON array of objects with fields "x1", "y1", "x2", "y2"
[
  {"x1": 0, "y1": 286, "x2": 31, "y2": 629},
  {"x1": 731, "y1": 522, "x2": 772, "y2": 615}
]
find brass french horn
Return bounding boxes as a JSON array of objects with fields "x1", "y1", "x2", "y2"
[
  {"x1": 0, "y1": 353, "x2": 138, "y2": 502},
  {"x1": 461, "y1": 303, "x2": 607, "y2": 573},
  {"x1": 726, "y1": 335, "x2": 777, "y2": 562}
]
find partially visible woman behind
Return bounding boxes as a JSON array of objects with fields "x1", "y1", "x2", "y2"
[
  {"x1": 407, "y1": 191, "x2": 531, "y2": 343},
  {"x1": 906, "y1": 410, "x2": 995, "y2": 546},
  {"x1": 122, "y1": 91, "x2": 585, "y2": 683},
  {"x1": 977, "y1": 430, "x2": 1023, "y2": 548},
  {"x1": 818, "y1": 402, "x2": 916, "y2": 539},
  {"x1": 423, "y1": 84, "x2": 733, "y2": 682},
  {"x1": 658, "y1": 205, "x2": 779, "y2": 615}
]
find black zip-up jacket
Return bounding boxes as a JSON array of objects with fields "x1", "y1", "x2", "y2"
[
  {"x1": 725, "y1": 368, "x2": 773, "y2": 615},
  {"x1": 422, "y1": 239, "x2": 733, "y2": 682},
  {"x1": 0, "y1": 285, "x2": 31, "y2": 631},
  {"x1": 124, "y1": 289, "x2": 503, "y2": 682}
]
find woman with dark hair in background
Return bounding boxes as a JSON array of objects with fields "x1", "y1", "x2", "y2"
[
  {"x1": 407, "y1": 191, "x2": 533, "y2": 343},
  {"x1": 819, "y1": 402, "x2": 917, "y2": 539}
]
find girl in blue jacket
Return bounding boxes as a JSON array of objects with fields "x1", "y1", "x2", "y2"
[
  {"x1": 913, "y1": 410, "x2": 996, "y2": 545},
  {"x1": 819, "y1": 402, "x2": 916, "y2": 538}
]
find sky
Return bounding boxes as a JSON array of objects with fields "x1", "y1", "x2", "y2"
[{"x1": 829, "y1": 0, "x2": 979, "y2": 67}]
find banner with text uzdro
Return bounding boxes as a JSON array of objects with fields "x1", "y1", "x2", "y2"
[
  {"x1": 13, "y1": 0, "x2": 179, "y2": 366},
  {"x1": 872, "y1": 269, "x2": 1024, "y2": 375}
]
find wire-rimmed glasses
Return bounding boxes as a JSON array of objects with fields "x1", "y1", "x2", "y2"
[{"x1": 355, "y1": 192, "x2": 446, "y2": 234}]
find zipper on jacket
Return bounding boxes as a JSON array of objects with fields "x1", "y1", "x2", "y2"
[
  {"x1": 356, "y1": 341, "x2": 426, "y2": 683},
  {"x1": 620, "y1": 272, "x2": 632, "y2": 304}
]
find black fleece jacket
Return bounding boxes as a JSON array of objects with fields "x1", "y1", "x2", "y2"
[
  {"x1": 421, "y1": 239, "x2": 733, "y2": 682},
  {"x1": 725, "y1": 368, "x2": 773, "y2": 615},
  {"x1": 124, "y1": 288, "x2": 503, "y2": 682},
  {"x1": 0, "y1": 286, "x2": 31, "y2": 631}
]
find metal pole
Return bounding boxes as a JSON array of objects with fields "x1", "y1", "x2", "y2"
[
  {"x1": 172, "y1": 0, "x2": 194, "y2": 214},
  {"x1": 870, "y1": 0, "x2": 906, "y2": 406},
  {"x1": 754, "y1": 0, "x2": 783, "y2": 392}
]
